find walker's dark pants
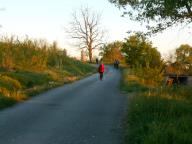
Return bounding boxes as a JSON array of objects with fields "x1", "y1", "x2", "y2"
[{"x1": 99, "y1": 72, "x2": 103, "y2": 80}]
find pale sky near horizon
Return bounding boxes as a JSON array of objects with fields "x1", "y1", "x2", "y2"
[{"x1": 0, "y1": 0, "x2": 192, "y2": 58}]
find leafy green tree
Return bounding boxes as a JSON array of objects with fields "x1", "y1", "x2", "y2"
[
  {"x1": 122, "y1": 34, "x2": 161, "y2": 68},
  {"x1": 122, "y1": 35, "x2": 144, "y2": 67},
  {"x1": 100, "y1": 41, "x2": 125, "y2": 64},
  {"x1": 143, "y1": 46, "x2": 162, "y2": 68},
  {"x1": 175, "y1": 44, "x2": 192, "y2": 74},
  {"x1": 109, "y1": 0, "x2": 192, "y2": 34},
  {"x1": 176, "y1": 44, "x2": 192, "y2": 64}
]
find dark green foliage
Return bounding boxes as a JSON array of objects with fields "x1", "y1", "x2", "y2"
[
  {"x1": 109, "y1": 0, "x2": 192, "y2": 34},
  {"x1": 122, "y1": 34, "x2": 162, "y2": 68},
  {"x1": 175, "y1": 44, "x2": 192, "y2": 75},
  {"x1": 176, "y1": 44, "x2": 192, "y2": 64},
  {"x1": 0, "y1": 94, "x2": 17, "y2": 109}
]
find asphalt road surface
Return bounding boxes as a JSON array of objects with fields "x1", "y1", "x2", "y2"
[{"x1": 0, "y1": 66, "x2": 127, "y2": 144}]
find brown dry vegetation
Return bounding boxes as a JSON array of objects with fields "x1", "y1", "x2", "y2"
[{"x1": 0, "y1": 36, "x2": 95, "y2": 109}]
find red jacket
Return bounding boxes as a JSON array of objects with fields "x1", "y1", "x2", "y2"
[{"x1": 98, "y1": 64, "x2": 105, "y2": 73}]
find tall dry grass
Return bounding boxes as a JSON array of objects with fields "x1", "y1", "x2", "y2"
[{"x1": 0, "y1": 36, "x2": 95, "y2": 109}]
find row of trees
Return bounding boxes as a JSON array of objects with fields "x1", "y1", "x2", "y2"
[
  {"x1": 108, "y1": 0, "x2": 192, "y2": 68},
  {"x1": 100, "y1": 33, "x2": 192, "y2": 75},
  {"x1": 104, "y1": 0, "x2": 192, "y2": 77},
  {"x1": 68, "y1": 0, "x2": 192, "y2": 63},
  {"x1": 99, "y1": 34, "x2": 164, "y2": 86},
  {"x1": 1, "y1": 1, "x2": 190, "y2": 70},
  {"x1": 100, "y1": 34, "x2": 162, "y2": 68}
]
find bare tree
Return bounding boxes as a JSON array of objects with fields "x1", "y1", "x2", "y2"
[{"x1": 67, "y1": 7, "x2": 104, "y2": 62}]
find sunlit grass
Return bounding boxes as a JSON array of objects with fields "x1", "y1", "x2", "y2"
[
  {"x1": 0, "y1": 36, "x2": 96, "y2": 109},
  {"x1": 122, "y1": 69, "x2": 192, "y2": 144},
  {"x1": 0, "y1": 75, "x2": 26, "y2": 101}
]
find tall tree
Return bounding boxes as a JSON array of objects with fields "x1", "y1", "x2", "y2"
[
  {"x1": 67, "y1": 7, "x2": 104, "y2": 62},
  {"x1": 122, "y1": 35, "x2": 144, "y2": 67},
  {"x1": 176, "y1": 44, "x2": 192, "y2": 64},
  {"x1": 122, "y1": 34, "x2": 161, "y2": 68},
  {"x1": 175, "y1": 44, "x2": 192, "y2": 73},
  {"x1": 109, "y1": 0, "x2": 192, "y2": 34}
]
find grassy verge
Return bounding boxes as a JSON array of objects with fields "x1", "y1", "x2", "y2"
[
  {"x1": 0, "y1": 61, "x2": 95, "y2": 110},
  {"x1": 0, "y1": 37, "x2": 97, "y2": 110},
  {"x1": 122, "y1": 69, "x2": 192, "y2": 144}
]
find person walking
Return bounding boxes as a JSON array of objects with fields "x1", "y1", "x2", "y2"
[
  {"x1": 96, "y1": 58, "x2": 99, "y2": 64},
  {"x1": 114, "y1": 59, "x2": 117, "y2": 69},
  {"x1": 114, "y1": 59, "x2": 120, "y2": 69},
  {"x1": 116, "y1": 59, "x2": 119, "y2": 69},
  {"x1": 98, "y1": 60, "x2": 105, "y2": 80}
]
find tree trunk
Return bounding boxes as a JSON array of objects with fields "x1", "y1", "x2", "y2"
[{"x1": 88, "y1": 47, "x2": 92, "y2": 63}]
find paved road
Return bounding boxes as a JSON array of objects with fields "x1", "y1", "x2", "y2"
[{"x1": 0, "y1": 66, "x2": 127, "y2": 144}]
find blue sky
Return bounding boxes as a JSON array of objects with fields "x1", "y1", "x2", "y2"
[{"x1": 0, "y1": 0, "x2": 192, "y2": 57}]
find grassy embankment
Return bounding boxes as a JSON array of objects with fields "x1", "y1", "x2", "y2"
[
  {"x1": 122, "y1": 69, "x2": 192, "y2": 144},
  {"x1": 0, "y1": 37, "x2": 95, "y2": 109}
]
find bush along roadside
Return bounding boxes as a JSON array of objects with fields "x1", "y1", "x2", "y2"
[{"x1": 122, "y1": 68, "x2": 192, "y2": 144}]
